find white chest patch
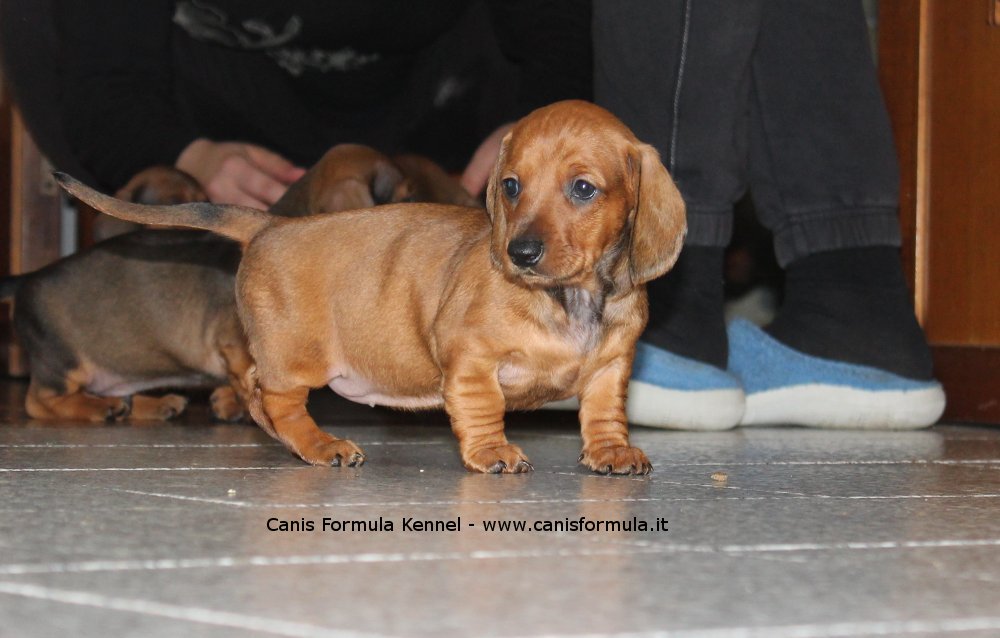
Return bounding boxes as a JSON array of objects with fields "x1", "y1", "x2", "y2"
[{"x1": 555, "y1": 287, "x2": 604, "y2": 352}]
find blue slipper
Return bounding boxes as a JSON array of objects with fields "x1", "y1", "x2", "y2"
[
  {"x1": 626, "y1": 341, "x2": 745, "y2": 430},
  {"x1": 727, "y1": 318, "x2": 946, "y2": 429}
]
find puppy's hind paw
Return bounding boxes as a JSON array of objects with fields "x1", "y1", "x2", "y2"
[
  {"x1": 299, "y1": 436, "x2": 366, "y2": 468},
  {"x1": 580, "y1": 445, "x2": 652, "y2": 475},
  {"x1": 463, "y1": 444, "x2": 533, "y2": 474},
  {"x1": 156, "y1": 394, "x2": 189, "y2": 420},
  {"x1": 129, "y1": 394, "x2": 189, "y2": 421},
  {"x1": 106, "y1": 397, "x2": 132, "y2": 422}
]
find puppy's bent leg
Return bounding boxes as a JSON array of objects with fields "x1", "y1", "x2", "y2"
[
  {"x1": 578, "y1": 360, "x2": 651, "y2": 475},
  {"x1": 210, "y1": 386, "x2": 243, "y2": 422},
  {"x1": 25, "y1": 379, "x2": 130, "y2": 422},
  {"x1": 210, "y1": 341, "x2": 254, "y2": 422},
  {"x1": 238, "y1": 346, "x2": 362, "y2": 465},
  {"x1": 443, "y1": 353, "x2": 531, "y2": 473},
  {"x1": 258, "y1": 385, "x2": 364, "y2": 467},
  {"x1": 129, "y1": 394, "x2": 189, "y2": 420}
]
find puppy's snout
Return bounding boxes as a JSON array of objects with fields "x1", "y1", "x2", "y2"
[{"x1": 507, "y1": 238, "x2": 545, "y2": 268}]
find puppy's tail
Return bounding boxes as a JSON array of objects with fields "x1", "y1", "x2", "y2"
[{"x1": 54, "y1": 172, "x2": 271, "y2": 244}]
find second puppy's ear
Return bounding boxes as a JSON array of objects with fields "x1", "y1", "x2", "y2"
[
  {"x1": 392, "y1": 155, "x2": 478, "y2": 207},
  {"x1": 317, "y1": 180, "x2": 377, "y2": 213},
  {"x1": 370, "y1": 159, "x2": 410, "y2": 205}
]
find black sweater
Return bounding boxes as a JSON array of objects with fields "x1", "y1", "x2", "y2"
[{"x1": 55, "y1": 0, "x2": 593, "y2": 188}]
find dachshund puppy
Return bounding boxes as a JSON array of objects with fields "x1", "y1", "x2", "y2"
[
  {"x1": 57, "y1": 100, "x2": 687, "y2": 474},
  {"x1": 9, "y1": 145, "x2": 456, "y2": 422}
]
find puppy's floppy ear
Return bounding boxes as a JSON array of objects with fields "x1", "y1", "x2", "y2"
[
  {"x1": 623, "y1": 143, "x2": 687, "y2": 287},
  {"x1": 484, "y1": 131, "x2": 513, "y2": 269},
  {"x1": 484, "y1": 131, "x2": 513, "y2": 224},
  {"x1": 308, "y1": 160, "x2": 408, "y2": 213},
  {"x1": 314, "y1": 180, "x2": 376, "y2": 213}
]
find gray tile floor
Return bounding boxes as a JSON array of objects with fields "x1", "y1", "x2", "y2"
[{"x1": 1, "y1": 379, "x2": 998, "y2": 638}]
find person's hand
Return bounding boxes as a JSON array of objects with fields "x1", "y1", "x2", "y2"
[
  {"x1": 176, "y1": 138, "x2": 307, "y2": 209},
  {"x1": 461, "y1": 123, "x2": 514, "y2": 197}
]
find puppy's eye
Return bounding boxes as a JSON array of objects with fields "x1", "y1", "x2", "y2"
[
  {"x1": 571, "y1": 179, "x2": 598, "y2": 201},
  {"x1": 502, "y1": 177, "x2": 520, "y2": 199}
]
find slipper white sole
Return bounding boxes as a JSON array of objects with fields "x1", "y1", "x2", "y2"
[
  {"x1": 741, "y1": 383, "x2": 946, "y2": 429},
  {"x1": 626, "y1": 380, "x2": 745, "y2": 430}
]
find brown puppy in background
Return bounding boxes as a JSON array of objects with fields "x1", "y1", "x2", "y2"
[
  {"x1": 8, "y1": 144, "x2": 458, "y2": 422},
  {"x1": 392, "y1": 154, "x2": 480, "y2": 208},
  {"x1": 89, "y1": 166, "x2": 210, "y2": 240},
  {"x1": 271, "y1": 144, "x2": 480, "y2": 214},
  {"x1": 60, "y1": 101, "x2": 687, "y2": 474}
]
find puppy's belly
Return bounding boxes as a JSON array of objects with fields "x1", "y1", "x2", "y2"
[
  {"x1": 327, "y1": 374, "x2": 443, "y2": 410},
  {"x1": 83, "y1": 352, "x2": 230, "y2": 397},
  {"x1": 86, "y1": 369, "x2": 222, "y2": 397}
]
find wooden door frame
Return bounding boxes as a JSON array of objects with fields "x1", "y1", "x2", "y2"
[{"x1": 878, "y1": 1, "x2": 999, "y2": 424}]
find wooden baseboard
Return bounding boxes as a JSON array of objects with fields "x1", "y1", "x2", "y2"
[{"x1": 933, "y1": 345, "x2": 1000, "y2": 424}]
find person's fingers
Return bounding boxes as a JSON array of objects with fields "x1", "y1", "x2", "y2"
[
  {"x1": 461, "y1": 123, "x2": 514, "y2": 196},
  {"x1": 176, "y1": 139, "x2": 284, "y2": 207},
  {"x1": 199, "y1": 154, "x2": 274, "y2": 209},
  {"x1": 460, "y1": 154, "x2": 492, "y2": 197},
  {"x1": 237, "y1": 167, "x2": 289, "y2": 207},
  {"x1": 203, "y1": 178, "x2": 270, "y2": 209},
  {"x1": 245, "y1": 144, "x2": 307, "y2": 184}
]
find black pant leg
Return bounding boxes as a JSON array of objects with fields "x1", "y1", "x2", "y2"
[
  {"x1": 594, "y1": 0, "x2": 764, "y2": 248},
  {"x1": 747, "y1": 0, "x2": 901, "y2": 267}
]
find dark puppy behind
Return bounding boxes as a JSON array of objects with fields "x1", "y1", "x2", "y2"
[
  {"x1": 6, "y1": 145, "x2": 470, "y2": 422},
  {"x1": 7, "y1": 227, "x2": 246, "y2": 421}
]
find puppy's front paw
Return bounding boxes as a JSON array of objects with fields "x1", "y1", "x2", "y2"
[
  {"x1": 463, "y1": 444, "x2": 533, "y2": 474},
  {"x1": 580, "y1": 445, "x2": 652, "y2": 475},
  {"x1": 299, "y1": 436, "x2": 366, "y2": 468}
]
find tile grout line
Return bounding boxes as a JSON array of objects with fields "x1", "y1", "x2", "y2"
[
  {"x1": 546, "y1": 459, "x2": 1000, "y2": 467},
  {"x1": 545, "y1": 471, "x2": 1000, "y2": 500},
  {"x1": 5, "y1": 581, "x2": 999, "y2": 638},
  {"x1": 0, "y1": 547, "x2": 670, "y2": 576},
  {"x1": 107, "y1": 487, "x2": 675, "y2": 509},
  {"x1": 2, "y1": 539, "x2": 999, "y2": 577},
  {"x1": 523, "y1": 615, "x2": 1000, "y2": 638},
  {"x1": 0, "y1": 466, "x2": 308, "y2": 472},
  {"x1": 0, "y1": 441, "x2": 446, "y2": 448},
  {"x1": 0, "y1": 581, "x2": 384, "y2": 638},
  {"x1": 104, "y1": 487, "x2": 1000, "y2": 510}
]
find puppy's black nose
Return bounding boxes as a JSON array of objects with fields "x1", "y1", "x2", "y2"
[{"x1": 507, "y1": 238, "x2": 545, "y2": 267}]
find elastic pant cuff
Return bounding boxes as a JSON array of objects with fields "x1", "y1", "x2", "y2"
[
  {"x1": 771, "y1": 208, "x2": 901, "y2": 267},
  {"x1": 683, "y1": 208, "x2": 734, "y2": 248}
]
